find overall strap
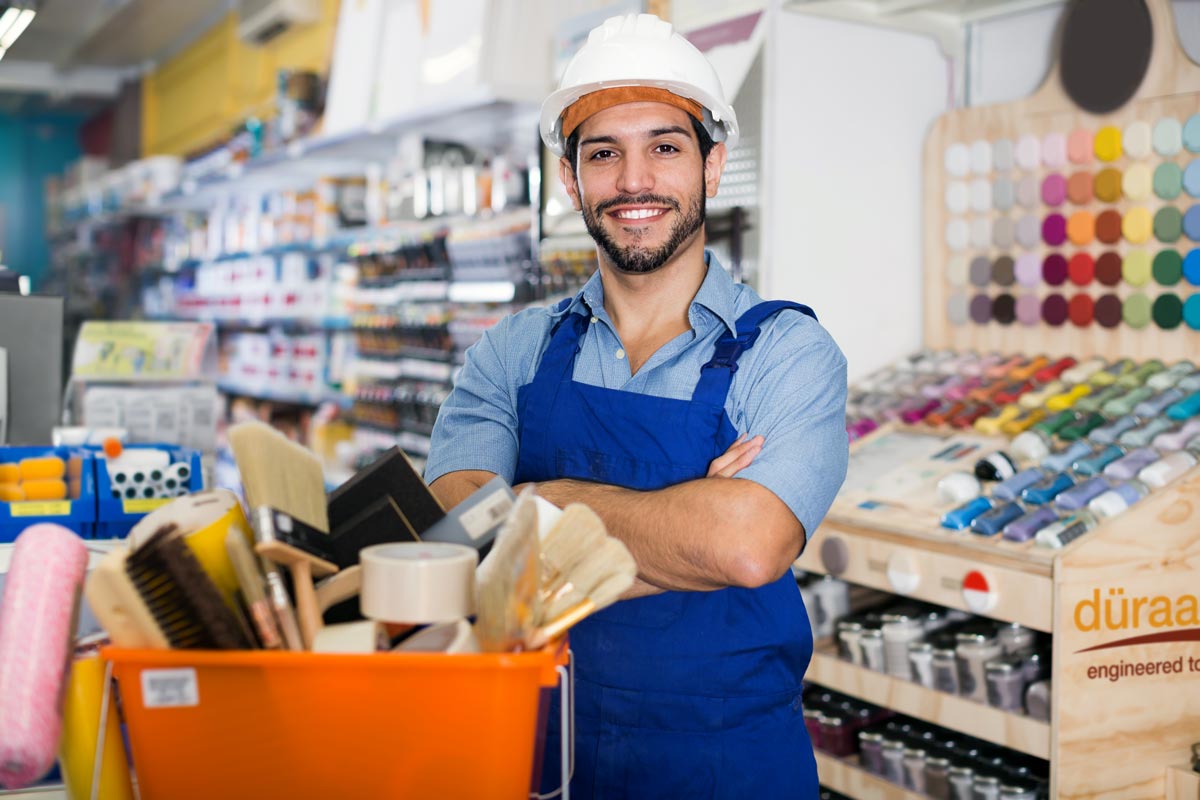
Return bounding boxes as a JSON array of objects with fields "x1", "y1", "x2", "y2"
[
  {"x1": 691, "y1": 300, "x2": 818, "y2": 406},
  {"x1": 539, "y1": 299, "x2": 590, "y2": 384}
]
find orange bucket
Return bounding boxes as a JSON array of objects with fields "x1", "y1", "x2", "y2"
[{"x1": 103, "y1": 644, "x2": 566, "y2": 800}]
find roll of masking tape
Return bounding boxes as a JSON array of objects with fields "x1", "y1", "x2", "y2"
[
  {"x1": 312, "y1": 621, "x2": 389, "y2": 653},
  {"x1": 360, "y1": 542, "x2": 478, "y2": 624},
  {"x1": 393, "y1": 618, "x2": 480, "y2": 654},
  {"x1": 128, "y1": 489, "x2": 252, "y2": 608}
]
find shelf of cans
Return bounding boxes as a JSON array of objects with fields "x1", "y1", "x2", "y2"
[{"x1": 846, "y1": 352, "x2": 1200, "y2": 549}]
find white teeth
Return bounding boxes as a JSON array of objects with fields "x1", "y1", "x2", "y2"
[{"x1": 614, "y1": 208, "x2": 663, "y2": 220}]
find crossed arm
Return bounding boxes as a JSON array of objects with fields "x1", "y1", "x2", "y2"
[{"x1": 429, "y1": 434, "x2": 807, "y2": 596}]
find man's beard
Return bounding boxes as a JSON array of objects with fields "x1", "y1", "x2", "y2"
[{"x1": 581, "y1": 184, "x2": 706, "y2": 275}]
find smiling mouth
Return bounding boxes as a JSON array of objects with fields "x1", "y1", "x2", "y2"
[{"x1": 608, "y1": 207, "x2": 669, "y2": 223}]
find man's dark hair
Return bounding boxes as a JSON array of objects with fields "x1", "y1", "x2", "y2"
[{"x1": 564, "y1": 114, "x2": 717, "y2": 172}]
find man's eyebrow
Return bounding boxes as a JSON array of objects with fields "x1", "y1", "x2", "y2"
[
  {"x1": 649, "y1": 126, "x2": 691, "y2": 137},
  {"x1": 580, "y1": 135, "x2": 619, "y2": 148},
  {"x1": 580, "y1": 126, "x2": 692, "y2": 148}
]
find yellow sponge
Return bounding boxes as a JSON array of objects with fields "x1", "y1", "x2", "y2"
[
  {"x1": 0, "y1": 464, "x2": 18, "y2": 483},
  {"x1": 0, "y1": 483, "x2": 26, "y2": 502},
  {"x1": 22, "y1": 479, "x2": 68, "y2": 501},
  {"x1": 19, "y1": 457, "x2": 66, "y2": 481}
]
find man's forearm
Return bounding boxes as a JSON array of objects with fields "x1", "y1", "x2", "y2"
[
  {"x1": 429, "y1": 470, "x2": 497, "y2": 509},
  {"x1": 530, "y1": 476, "x2": 804, "y2": 592}
]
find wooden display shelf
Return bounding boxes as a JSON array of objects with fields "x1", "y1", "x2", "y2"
[
  {"x1": 1165, "y1": 765, "x2": 1199, "y2": 800},
  {"x1": 814, "y1": 751, "x2": 924, "y2": 800},
  {"x1": 807, "y1": 640, "x2": 1051, "y2": 759},
  {"x1": 798, "y1": 516, "x2": 1056, "y2": 632}
]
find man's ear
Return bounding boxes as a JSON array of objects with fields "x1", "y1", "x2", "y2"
[
  {"x1": 703, "y1": 142, "x2": 728, "y2": 199},
  {"x1": 559, "y1": 156, "x2": 583, "y2": 211}
]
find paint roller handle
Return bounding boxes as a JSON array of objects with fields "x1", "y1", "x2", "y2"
[
  {"x1": 290, "y1": 559, "x2": 321, "y2": 650},
  {"x1": 315, "y1": 565, "x2": 362, "y2": 615}
]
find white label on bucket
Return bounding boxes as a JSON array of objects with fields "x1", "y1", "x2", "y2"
[
  {"x1": 142, "y1": 668, "x2": 199, "y2": 708},
  {"x1": 459, "y1": 491, "x2": 513, "y2": 540}
]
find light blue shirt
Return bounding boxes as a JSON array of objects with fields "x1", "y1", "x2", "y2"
[{"x1": 425, "y1": 252, "x2": 849, "y2": 535}]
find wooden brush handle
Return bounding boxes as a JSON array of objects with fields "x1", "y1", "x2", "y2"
[
  {"x1": 290, "y1": 560, "x2": 321, "y2": 650},
  {"x1": 527, "y1": 599, "x2": 596, "y2": 650}
]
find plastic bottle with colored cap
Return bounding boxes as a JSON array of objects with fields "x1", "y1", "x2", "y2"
[
  {"x1": 1176, "y1": 372, "x2": 1200, "y2": 393},
  {"x1": 1044, "y1": 384, "x2": 1092, "y2": 413},
  {"x1": 1002, "y1": 507, "x2": 1059, "y2": 542},
  {"x1": 1018, "y1": 381, "x2": 1063, "y2": 410},
  {"x1": 1134, "y1": 388, "x2": 1185, "y2": 418},
  {"x1": 969, "y1": 501, "x2": 1025, "y2": 536},
  {"x1": 1040, "y1": 440, "x2": 1093, "y2": 472},
  {"x1": 1087, "y1": 480, "x2": 1150, "y2": 519},
  {"x1": 1057, "y1": 413, "x2": 1107, "y2": 442},
  {"x1": 1152, "y1": 418, "x2": 1200, "y2": 451},
  {"x1": 1102, "y1": 386, "x2": 1155, "y2": 417},
  {"x1": 940, "y1": 496, "x2": 994, "y2": 530},
  {"x1": 1103, "y1": 447, "x2": 1161, "y2": 480},
  {"x1": 1146, "y1": 361, "x2": 1197, "y2": 391},
  {"x1": 1072, "y1": 444, "x2": 1125, "y2": 476},
  {"x1": 1010, "y1": 411, "x2": 1077, "y2": 461},
  {"x1": 1117, "y1": 418, "x2": 1175, "y2": 448},
  {"x1": 1115, "y1": 360, "x2": 1164, "y2": 389},
  {"x1": 1059, "y1": 357, "x2": 1107, "y2": 385},
  {"x1": 1035, "y1": 511, "x2": 1097, "y2": 548},
  {"x1": 1089, "y1": 359, "x2": 1135, "y2": 386},
  {"x1": 992, "y1": 468, "x2": 1047, "y2": 501},
  {"x1": 1073, "y1": 384, "x2": 1124, "y2": 413},
  {"x1": 1088, "y1": 415, "x2": 1138, "y2": 444},
  {"x1": 1020, "y1": 472, "x2": 1075, "y2": 505},
  {"x1": 973, "y1": 404, "x2": 1021, "y2": 434},
  {"x1": 936, "y1": 471, "x2": 982, "y2": 504},
  {"x1": 974, "y1": 451, "x2": 1017, "y2": 482},
  {"x1": 1166, "y1": 392, "x2": 1200, "y2": 421},
  {"x1": 1001, "y1": 408, "x2": 1046, "y2": 436},
  {"x1": 1137, "y1": 436, "x2": 1200, "y2": 489},
  {"x1": 1034, "y1": 356, "x2": 1077, "y2": 384},
  {"x1": 1055, "y1": 476, "x2": 1112, "y2": 511}
]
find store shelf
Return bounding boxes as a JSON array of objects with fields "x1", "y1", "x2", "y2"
[
  {"x1": 807, "y1": 640, "x2": 1051, "y2": 759},
  {"x1": 814, "y1": 751, "x2": 924, "y2": 800},
  {"x1": 1166, "y1": 764, "x2": 1200, "y2": 800},
  {"x1": 217, "y1": 382, "x2": 346, "y2": 407},
  {"x1": 208, "y1": 316, "x2": 352, "y2": 331}
]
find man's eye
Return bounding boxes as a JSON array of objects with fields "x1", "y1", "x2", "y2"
[
  {"x1": 589, "y1": 149, "x2": 615, "y2": 160},
  {"x1": 655, "y1": 144, "x2": 679, "y2": 153}
]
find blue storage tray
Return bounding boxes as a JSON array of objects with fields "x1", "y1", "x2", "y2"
[
  {"x1": 90, "y1": 444, "x2": 204, "y2": 540},
  {"x1": 0, "y1": 446, "x2": 97, "y2": 542}
]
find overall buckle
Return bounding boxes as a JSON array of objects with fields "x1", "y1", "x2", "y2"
[{"x1": 704, "y1": 329, "x2": 761, "y2": 373}]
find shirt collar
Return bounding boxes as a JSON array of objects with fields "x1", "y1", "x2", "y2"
[{"x1": 556, "y1": 250, "x2": 739, "y2": 335}]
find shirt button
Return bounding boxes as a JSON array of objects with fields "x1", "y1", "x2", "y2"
[
  {"x1": 615, "y1": 349, "x2": 626, "y2": 360},
  {"x1": 590, "y1": 316, "x2": 598, "y2": 324}
]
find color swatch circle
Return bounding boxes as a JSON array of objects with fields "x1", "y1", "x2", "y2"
[
  {"x1": 1016, "y1": 215, "x2": 1040, "y2": 249},
  {"x1": 1123, "y1": 121, "x2": 1152, "y2": 158},
  {"x1": 1068, "y1": 253, "x2": 1095, "y2": 286},
  {"x1": 946, "y1": 255, "x2": 969, "y2": 286},
  {"x1": 1016, "y1": 294, "x2": 1041, "y2": 326},
  {"x1": 993, "y1": 139, "x2": 1015, "y2": 171},
  {"x1": 993, "y1": 255, "x2": 1016, "y2": 286},
  {"x1": 948, "y1": 292, "x2": 969, "y2": 325},
  {"x1": 1154, "y1": 118, "x2": 1182, "y2": 156},
  {"x1": 1042, "y1": 294, "x2": 1068, "y2": 326},
  {"x1": 1154, "y1": 162, "x2": 1183, "y2": 199},
  {"x1": 1185, "y1": 114, "x2": 1200, "y2": 153},
  {"x1": 946, "y1": 220, "x2": 969, "y2": 250},
  {"x1": 1095, "y1": 209, "x2": 1123, "y2": 244},
  {"x1": 1122, "y1": 207, "x2": 1152, "y2": 244},
  {"x1": 970, "y1": 294, "x2": 992, "y2": 324},
  {"x1": 1184, "y1": 161, "x2": 1200, "y2": 198},
  {"x1": 1043, "y1": 214, "x2": 1067, "y2": 246},
  {"x1": 1016, "y1": 135, "x2": 1040, "y2": 170},
  {"x1": 1094, "y1": 168, "x2": 1123, "y2": 202},
  {"x1": 1122, "y1": 163, "x2": 1153, "y2": 200},
  {"x1": 1017, "y1": 175, "x2": 1039, "y2": 207},
  {"x1": 993, "y1": 293, "x2": 1016, "y2": 324},
  {"x1": 992, "y1": 217, "x2": 1013, "y2": 248},
  {"x1": 1153, "y1": 250, "x2": 1183, "y2": 285},
  {"x1": 1042, "y1": 133, "x2": 1067, "y2": 168},
  {"x1": 1041, "y1": 174, "x2": 1067, "y2": 206},
  {"x1": 1185, "y1": 250, "x2": 1200, "y2": 285},
  {"x1": 969, "y1": 256, "x2": 992, "y2": 287},
  {"x1": 1067, "y1": 211, "x2": 1094, "y2": 245},
  {"x1": 1068, "y1": 129, "x2": 1093, "y2": 163},
  {"x1": 945, "y1": 144, "x2": 970, "y2": 176},
  {"x1": 1095, "y1": 294, "x2": 1123, "y2": 328},
  {"x1": 1186, "y1": 206, "x2": 1200, "y2": 241},
  {"x1": 1123, "y1": 250, "x2": 1152, "y2": 286},
  {"x1": 1068, "y1": 294, "x2": 1094, "y2": 327},
  {"x1": 1184, "y1": 294, "x2": 1200, "y2": 330},
  {"x1": 1067, "y1": 172, "x2": 1093, "y2": 204},
  {"x1": 1094, "y1": 126, "x2": 1122, "y2": 161},
  {"x1": 970, "y1": 140, "x2": 992, "y2": 174},
  {"x1": 993, "y1": 179, "x2": 1015, "y2": 210},
  {"x1": 1155, "y1": 206, "x2": 1183, "y2": 243},
  {"x1": 971, "y1": 217, "x2": 992, "y2": 249},
  {"x1": 1123, "y1": 294, "x2": 1152, "y2": 329},
  {"x1": 1095, "y1": 252, "x2": 1123, "y2": 286},
  {"x1": 1015, "y1": 253, "x2": 1040, "y2": 286},
  {"x1": 1153, "y1": 293, "x2": 1183, "y2": 329},
  {"x1": 1043, "y1": 254, "x2": 1068, "y2": 285},
  {"x1": 970, "y1": 179, "x2": 992, "y2": 211},
  {"x1": 946, "y1": 181, "x2": 969, "y2": 213}
]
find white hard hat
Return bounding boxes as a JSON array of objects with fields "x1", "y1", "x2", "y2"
[{"x1": 540, "y1": 13, "x2": 739, "y2": 157}]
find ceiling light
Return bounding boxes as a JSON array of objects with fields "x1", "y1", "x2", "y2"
[{"x1": 0, "y1": 7, "x2": 34, "y2": 50}]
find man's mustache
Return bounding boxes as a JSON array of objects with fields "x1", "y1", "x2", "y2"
[{"x1": 594, "y1": 194, "x2": 681, "y2": 214}]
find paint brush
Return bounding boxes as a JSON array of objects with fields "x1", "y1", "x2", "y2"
[
  {"x1": 539, "y1": 503, "x2": 608, "y2": 597},
  {"x1": 84, "y1": 548, "x2": 170, "y2": 650},
  {"x1": 540, "y1": 537, "x2": 637, "y2": 623},
  {"x1": 225, "y1": 529, "x2": 283, "y2": 650},
  {"x1": 474, "y1": 488, "x2": 541, "y2": 652}
]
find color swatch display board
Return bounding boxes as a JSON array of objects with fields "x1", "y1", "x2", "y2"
[{"x1": 924, "y1": 0, "x2": 1200, "y2": 362}]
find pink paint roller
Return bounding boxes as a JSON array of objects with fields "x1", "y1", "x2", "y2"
[{"x1": 0, "y1": 523, "x2": 89, "y2": 789}]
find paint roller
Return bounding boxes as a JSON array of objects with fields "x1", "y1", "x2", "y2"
[{"x1": 0, "y1": 523, "x2": 89, "y2": 789}]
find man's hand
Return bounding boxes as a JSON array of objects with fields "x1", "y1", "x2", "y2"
[{"x1": 707, "y1": 433, "x2": 764, "y2": 478}]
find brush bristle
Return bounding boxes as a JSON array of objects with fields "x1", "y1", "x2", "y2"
[
  {"x1": 541, "y1": 504, "x2": 607, "y2": 578},
  {"x1": 229, "y1": 421, "x2": 329, "y2": 533},
  {"x1": 126, "y1": 526, "x2": 252, "y2": 649},
  {"x1": 542, "y1": 537, "x2": 636, "y2": 621},
  {"x1": 475, "y1": 489, "x2": 541, "y2": 652}
]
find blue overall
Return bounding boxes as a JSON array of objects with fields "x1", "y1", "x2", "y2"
[{"x1": 519, "y1": 299, "x2": 820, "y2": 799}]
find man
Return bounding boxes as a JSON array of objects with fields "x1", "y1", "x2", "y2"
[{"x1": 426, "y1": 13, "x2": 848, "y2": 798}]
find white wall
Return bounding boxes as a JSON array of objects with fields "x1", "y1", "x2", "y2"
[{"x1": 763, "y1": 12, "x2": 948, "y2": 381}]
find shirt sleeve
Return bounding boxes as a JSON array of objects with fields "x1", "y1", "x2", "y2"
[
  {"x1": 424, "y1": 313, "x2": 529, "y2": 484},
  {"x1": 729, "y1": 313, "x2": 849, "y2": 538}
]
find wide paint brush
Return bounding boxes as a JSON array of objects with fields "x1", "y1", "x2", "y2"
[{"x1": 474, "y1": 488, "x2": 541, "y2": 652}]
